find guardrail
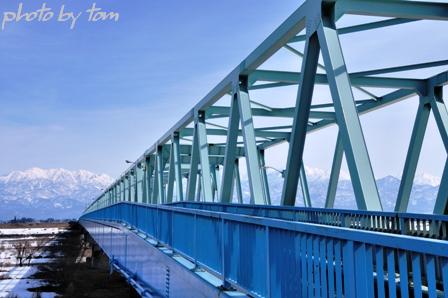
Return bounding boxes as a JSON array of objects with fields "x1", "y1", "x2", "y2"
[
  {"x1": 81, "y1": 202, "x2": 448, "y2": 298},
  {"x1": 170, "y1": 202, "x2": 448, "y2": 240}
]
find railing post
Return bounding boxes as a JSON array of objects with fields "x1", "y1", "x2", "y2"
[{"x1": 265, "y1": 226, "x2": 271, "y2": 298}]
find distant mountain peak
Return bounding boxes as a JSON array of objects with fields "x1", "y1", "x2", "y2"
[
  {"x1": 0, "y1": 167, "x2": 113, "y2": 219},
  {"x1": 0, "y1": 167, "x2": 113, "y2": 185}
]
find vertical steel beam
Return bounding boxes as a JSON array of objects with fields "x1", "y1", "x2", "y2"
[
  {"x1": 142, "y1": 161, "x2": 148, "y2": 204},
  {"x1": 128, "y1": 174, "x2": 131, "y2": 202},
  {"x1": 166, "y1": 143, "x2": 175, "y2": 203},
  {"x1": 173, "y1": 132, "x2": 184, "y2": 201},
  {"x1": 395, "y1": 102, "x2": 430, "y2": 212},
  {"x1": 152, "y1": 153, "x2": 159, "y2": 204},
  {"x1": 186, "y1": 129, "x2": 199, "y2": 201},
  {"x1": 326, "y1": 133, "x2": 344, "y2": 208},
  {"x1": 318, "y1": 8, "x2": 382, "y2": 211},
  {"x1": 196, "y1": 111, "x2": 214, "y2": 202},
  {"x1": 211, "y1": 165, "x2": 218, "y2": 201},
  {"x1": 211, "y1": 165, "x2": 221, "y2": 202},
  {"x1": 238, "y1": 76, "x2": 266, "y2": 204},
  {"x1": 118, "y1": 181, "x2": 121, "y2": 202},
  {"x1": 196, "y1": 173, "x2": 202, "y2": 202},
  {"x1": 215, "y1": 165, "x2": 221, "y2": 201},
  {"x1": 234, "y1": 159, "x2": 243, "y2": 203},
  {"x1": 259, "y1": 149, "x2": 272, "y2": 205},
  {"x1": 134, "y1": 167, "x2": 138, "y2": 203},
  {"x1": 220, "y1": 93, "x2": 241, "y2": 203},
  {"x1": 281, "y1": 31, "x2": 320, "y2": 206},
  {"x1": 146, "y1": 156, "x2": 153, "y2": 204},
  {"x1": 299, "y1": 164, "x2": 311, "y2": 207},
  {"x1": 156, "y1": 146, "x2": 165, "y2": 204}
]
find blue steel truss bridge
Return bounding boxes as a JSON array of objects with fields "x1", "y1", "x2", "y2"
[{"x1": 80, "y1": 0, "x2": 448, "y2": 297}]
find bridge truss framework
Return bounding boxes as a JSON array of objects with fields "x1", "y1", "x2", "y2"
[
  {"x1": 86, "y1": 0, "x2": 448, "y2": 215},
  {"x1": 82, "y1": 1, "x2": 448, "y2": 297}
]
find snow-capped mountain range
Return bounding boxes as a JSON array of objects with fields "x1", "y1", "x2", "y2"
[
  {"x1": 0, "y1": 168, "x2": 113, "y2": 219},
  {"x1": 0, "y1": 166, "x2": 440, "y2": 220},
  {"x1": 240, "y1": 166, "x2": 440, "y2": 214}
]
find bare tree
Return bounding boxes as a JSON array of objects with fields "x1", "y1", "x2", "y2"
[{"x1": 13, "y1": 240, "x2": 32, "y2": 266}]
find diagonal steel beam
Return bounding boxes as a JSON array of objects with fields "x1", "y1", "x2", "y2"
[
  {"x1": 234, "y1": 159, "x2": 243, "y2": 204},
  {"x1": 259, "y1": 150, "x2": 271, "y2": 205},
  {"x1": 195, "y1": 111, "x2": 214, "y2": 202},
  {"x1": 186, "y1": 127, "x2": 200, "y2": 201},
  {"x1": 220, "y1": 93, "x2": 240, "y2": 203},
  {"x1": 318, "y1": 9, "x2": 382, "y2": 211},
  {"x1": 299, "y1": 164, "x2": 311, "y2": 207},
  {"x1": 325, "y1": 133, "x2": 344, "y2": 208},
  {"x1": 173, "y1": 133, "x2": 184, "y2": 202},
  {"x1": 395, "y1": 102, "x2": 431, "y2": 212},
  {"x1": 238, "y1": 76, "x2": 266, "y2": 204},
  {"x1": 144, "y1": 157, "x2": 153, "y2": 204},
  {"x1": 430, "y1": 87, "x2": 448, "y2": 214},
  {"x1": 434, "y1": 159, "x2": 448, "y2": 215},
  {"x1": 281, "y1": 31, "x2": 320, "y2": 206}
]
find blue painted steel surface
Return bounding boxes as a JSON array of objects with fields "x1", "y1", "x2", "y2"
[
  {"x1": 81, "y1": 203, "x2": 448, "y2": 297},
  {"x1": 81, "y1": 219, "x2": 242, "y2": 298},
  {"x1": 80, "y1": 0, "x2": 448, "y2": 296},
  {"x1": 172, "y1": 202, "x2": 448, "y2": 239}
]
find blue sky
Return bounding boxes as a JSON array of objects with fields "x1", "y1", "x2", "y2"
[{"x1": 0, "y1": 0, "x2": 447, "y2": 181}]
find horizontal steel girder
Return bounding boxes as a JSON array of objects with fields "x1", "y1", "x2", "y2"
[{"x1": 249, "y1": 70, "x2": 426, "y2": 90}]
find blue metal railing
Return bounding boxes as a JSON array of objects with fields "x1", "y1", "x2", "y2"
[
  {"x1": 171, "y1": 202, "x2": 448, "y2": 239},
  {"x1": 81, "y1": 202, "x2": 448, "y2": 298}
]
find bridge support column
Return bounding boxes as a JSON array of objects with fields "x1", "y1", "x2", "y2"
[{"x1": 318, "y1": 6, "x2": 382, "y2": 211}]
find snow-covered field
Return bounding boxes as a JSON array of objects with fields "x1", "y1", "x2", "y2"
[
  {"x1": 0, "y1": 228, "x2": 64, "y2": 236},
  {"x1": 0, "y1": 227, "x2": 67, "y2": 298}
]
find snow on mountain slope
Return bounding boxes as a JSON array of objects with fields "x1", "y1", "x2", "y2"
[
  {"x1": 0, "y1": 166, "x2": 439, "y2": 220},
  {"x1": 0, "y1": 168, "x2": 113, "y2": 220},
  {"x1": 238, "y1": 169, "x2": 439, "y2": 214}
]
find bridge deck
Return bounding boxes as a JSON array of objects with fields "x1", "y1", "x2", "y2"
[{"x1": 81, "y1": 202, "x2": 448, "y2": 298}]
